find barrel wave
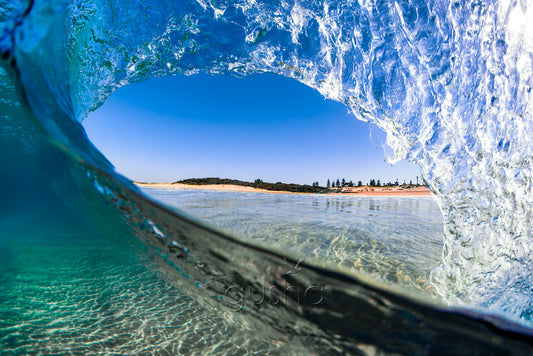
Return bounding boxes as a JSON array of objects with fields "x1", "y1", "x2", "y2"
[{"x1": 1, "y1": 0, "x2": 533, "y2": 354}]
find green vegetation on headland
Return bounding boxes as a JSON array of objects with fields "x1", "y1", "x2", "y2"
[
  {"x1": 170, "y1": 177, "x2": 429, "y2": 193},
  {"x1": 174, "y1": 178, "x2": 326, "y2": 193}
]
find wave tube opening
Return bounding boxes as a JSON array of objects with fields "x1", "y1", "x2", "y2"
[{"x1": 84, "y1": 71, "x2": 441, "y2": 295}]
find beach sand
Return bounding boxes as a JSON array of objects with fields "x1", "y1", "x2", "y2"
[
  {"x1": 135, "y1": 182, "x2": 432, "y2": 196},
  {"x1": 136, "y1": 182, "x2": 274, "y2": 193}
]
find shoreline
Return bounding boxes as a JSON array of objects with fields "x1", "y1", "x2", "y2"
[{"x1": 135, "y1": 182, "x2": 432, "y2": 197}]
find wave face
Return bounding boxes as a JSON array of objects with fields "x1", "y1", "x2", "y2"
[{"x1": 1, "y1": 0, "x2": 533, "y2": 353}]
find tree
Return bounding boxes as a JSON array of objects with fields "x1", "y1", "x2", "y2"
[
  {"x1": 349, "y1": 180, "x2": 354, "y2": 187},
  {"x1": 336, "y1": 179, "x2": 340, "y2": 187},
  {"x1": 357, "y1": 180, "x2": 362, "y2": 187},
  {"x1": 341, "y1": 178, "x2": 346, "y2": 187},
  {"x1": 254, "y1": 179, "x2": 263, "y2": 184},
  {"x1": 327, "y1": 179, "x2": 330, "y2": 188},
  {"x1": 377, "y1": 179, "x2": 381, "y2": 187},
  {"x1": 369, "y1": 179, "x2": 375, "y2": 186}
]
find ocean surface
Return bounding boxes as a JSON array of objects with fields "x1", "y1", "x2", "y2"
[
  {"x1": 2, "y1": 0, "x2": 533, "y2": 354},
  {"x1": 0, "y1": 210, "x2": 286, "y2": 354},
  {"x1": 1, "y1": 190, "x2": 443, "y2": 354},
  {"x1": 142, "y1": 188, "x2": 444, "y2": 295}
]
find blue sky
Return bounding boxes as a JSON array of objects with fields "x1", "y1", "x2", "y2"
[{"x1": 84, "y1": 73, "x2": 420, "y2": 185}]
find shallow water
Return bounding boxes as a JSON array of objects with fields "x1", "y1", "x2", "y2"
[
  {"x1": 143, "y1": 188, "x2": 444, "y2": 294},
  {"x1": 0, "y1": 211, "x2": 279, "y2": 355}
]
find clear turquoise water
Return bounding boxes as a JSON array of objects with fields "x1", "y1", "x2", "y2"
[{"x1": 0, "y1": 210, "x2": 276, "y2": 354}]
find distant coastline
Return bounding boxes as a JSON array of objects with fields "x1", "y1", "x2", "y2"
[{"x1": 135, "y1": 178, "x2": 431, "y2": 196}]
